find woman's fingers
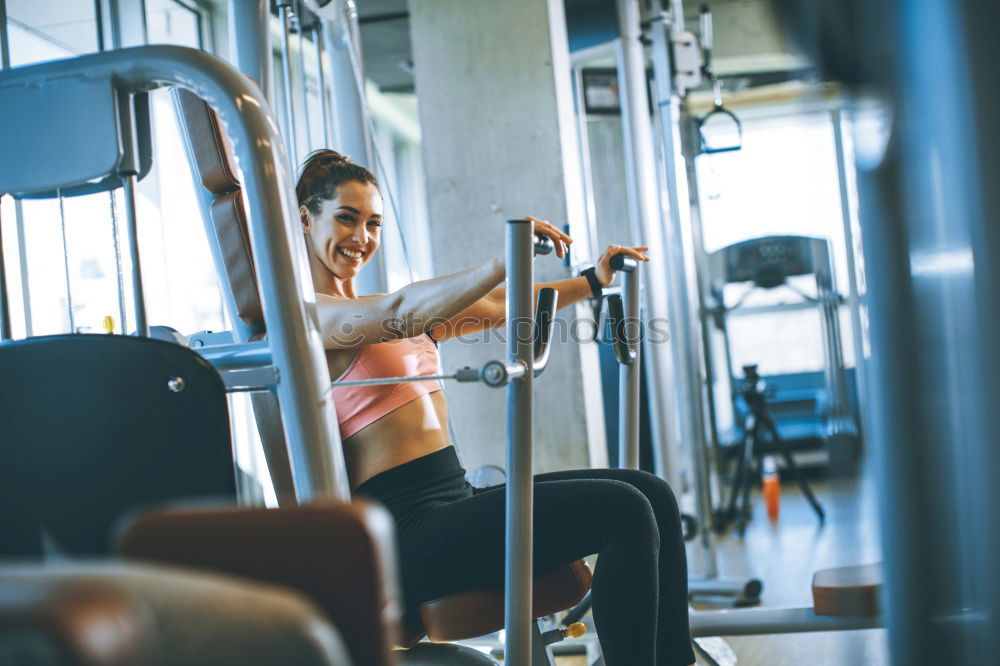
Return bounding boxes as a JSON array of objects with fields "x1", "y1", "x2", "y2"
[
  {"x1": 605, "y1": 245, "x2": 650, "y2": 262},
  {"x1": 524, "y1": 216, "x2": 572, "y2": 259}
]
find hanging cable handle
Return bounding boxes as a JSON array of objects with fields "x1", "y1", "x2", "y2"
[
  {"x1": 532, "y1": 287, "x2": 559, "y2": 376},
  {"x1": 697, "y1": 4, "x2": 743, "y2": 154},
  {"x1": 606, "y1": 295, "x2": 638, "y2": 366},
  {"x1": 607, "y1": 254, "x2": 640, "y2": 366}
]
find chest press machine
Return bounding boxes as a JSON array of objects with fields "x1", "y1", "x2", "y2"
[{"x1": 0, "y1": 45, "x2": 593, "y2": 666}]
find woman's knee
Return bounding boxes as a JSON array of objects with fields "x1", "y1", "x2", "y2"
[
  {"x1": 604, "y1": 481, "x2": 660, "y2": 548},
  {"x1": 617, "y1": 470, "x2": 683, "y2": 530}
]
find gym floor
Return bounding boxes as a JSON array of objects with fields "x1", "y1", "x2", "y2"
[{"x1": 552, "y1": 459, "x2": 888, "y2": 665}]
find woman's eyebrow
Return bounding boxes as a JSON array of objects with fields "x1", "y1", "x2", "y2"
[{"x1": 336, "y1": 206, "x2": 381, "y2": 218}]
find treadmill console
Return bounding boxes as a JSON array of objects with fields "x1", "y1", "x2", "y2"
[{"x1": 715, "y1": 235, "x2": 822, "y2": 288}]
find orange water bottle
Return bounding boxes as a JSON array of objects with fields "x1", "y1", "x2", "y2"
[{"x1": 762, "y1": 455, "x2": 781, "y2": 522}]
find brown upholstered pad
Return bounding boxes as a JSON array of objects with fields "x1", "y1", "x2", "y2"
[
  {"x1": 812, "y1": 562, "x2": 883, "y2": 616},
  {"x1": 1, "y1": 562, "x2": 351, "y2": 666},
  {"x1": 0, "y1": 571, "x2": 148, "y2": 666},
  {"x1": 118, "y1": 501, "x2": 401, "y2": 666},
  {"x1": 174, "y1": 87, "x2": 241, "y2": 195},
  {"x1": 418, "y1": 559, "x2": 593, "y2": 643},
  {"x1": 210, "y1": 191, "x2": 265, "y2": 328}
]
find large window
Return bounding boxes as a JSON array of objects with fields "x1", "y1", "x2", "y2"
[
  {"x1": 695, "y1": 110, "x2": 857, "y2": 376},
  {"x1": 2, "y1": 0, "x2": 432, "y2": 506}
]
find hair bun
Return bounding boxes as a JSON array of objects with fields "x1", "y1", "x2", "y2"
[{"x1": 324, "y1": 150, "x2": 351, "y2": 164}]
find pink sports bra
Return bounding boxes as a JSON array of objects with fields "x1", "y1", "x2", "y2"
[{"x1": 330, "y1": 334, "x2": 443, "y2": 440}]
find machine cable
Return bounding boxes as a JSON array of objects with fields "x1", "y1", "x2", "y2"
[
  {"x1": 108, "y1": 191, "x2": 128, "y2": 334},
  {"x1": 56, "y1": 188, "x2": 76, "y2": 334}
]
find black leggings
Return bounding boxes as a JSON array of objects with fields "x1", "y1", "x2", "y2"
[{"x1": 355, "y1": 447, "x2": 695, "y2": 666}]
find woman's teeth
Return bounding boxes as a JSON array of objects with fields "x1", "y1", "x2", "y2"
[{"x1": 337, "y1": 247, "x2": 363, "y2": 260}]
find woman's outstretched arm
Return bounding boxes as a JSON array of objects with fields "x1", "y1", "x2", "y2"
[
  {"x1": 315, "y1": 257, "x2": 504, "y2": 349},
  {"x1": 430, "y1": 242, "x2": 649, "y2": 340}
]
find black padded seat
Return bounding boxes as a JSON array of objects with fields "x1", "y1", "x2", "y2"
[
  {"x1": 401, "y1": 560, "x2": 592, "y2": 646},
  {"x1": 0, "y1": 334, "x2": 237, "y2": 557}
]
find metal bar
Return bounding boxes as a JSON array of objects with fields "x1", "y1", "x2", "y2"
[
  {"x1": 317, "y1": 1, "x2": 385, "y2": 295},
  {"x1": 195, "y1": 340, "x2": 272, "y2": 369},
  {"x1": 0, "y1": 198, "x2": 10, "y2": 340},
  {"x1": 505, "y1": 218, "x2": 535, "y2": 666},
  {"x1": 108, "y1": 191, "x2": 128, "y2": 334},
  {"x1": 121, "y1": 175, "x2": 147, "y2": 337},
  {"x1": 57, "y1": 190, "x2": 77, "y2": 334},
  {"x1": 648, "y1": 0, "x2": 719, "y2": 566},
  {"x1": 295, "y1": 0, "x2": 312, "y2": 150},
  {"x1": 685, "y1": 121, "x2": 724, "y2": 553},
  {"x1": 277, "y1": 2, "x2": 299, "y2": 167},
  {"x1": 13, "y1": 199, "x2": 30, "y2": 337},
  {"x1": 614, "y1": 0, "x2": 684, "y2": 492},
  {"x1": 689, "y1": 607, "x2": 882, "y2": 638},
  {"x1": 618, "y1": 267, "x2": 641, "y2": 469},
  {"x1": 0, "y1": 0, "x2": 10, "y2": 69},
  {"x1": 228, "y1": 0, "x2": 272, "y2": 101},
  {"x1": 831, "y1": 108, "x2": 867, "y2": 432},
  {"x1": 314, "y1": 23, "x2": 331, "y2": 146}
]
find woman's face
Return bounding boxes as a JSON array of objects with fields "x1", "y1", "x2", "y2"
[{"x1": 301, "y1": 180, "x2": 383, "y2": 280}]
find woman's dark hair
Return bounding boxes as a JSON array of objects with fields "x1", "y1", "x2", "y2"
[{"x1": 296, "y1": 149, "x2": 380, "y2": 215}]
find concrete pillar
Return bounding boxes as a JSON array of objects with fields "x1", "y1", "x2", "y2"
[{"x1": 410, "y1": 0, "x2": 604, "y2": 473}]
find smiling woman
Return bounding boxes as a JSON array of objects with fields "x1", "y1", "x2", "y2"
[{"x1": 290, "y1": 148, "x2": 690, "y2": 666}]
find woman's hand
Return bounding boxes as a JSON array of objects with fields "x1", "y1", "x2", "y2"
[
  {"x1": 525, "y1": 215, "x2": 573, "y2": 259},
  {"x1": 595, "y1": 244, "x2": 650, "y2": 286}
]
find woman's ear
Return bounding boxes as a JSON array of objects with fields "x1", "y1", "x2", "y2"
[{"x1": 299, "y1": 205, "x2": 311, "y2": 234}]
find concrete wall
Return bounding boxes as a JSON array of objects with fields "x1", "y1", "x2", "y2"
[{"x1": 410, "y1": 0, "x2": 604, "y2": 473}]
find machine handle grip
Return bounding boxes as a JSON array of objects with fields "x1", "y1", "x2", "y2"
[
  {"x1": 532, "y1": 287, "x2": 559, "y2": 377},
  {"x1": 607, "y1": 294, "x2": 638, "y2": 366},
  {"x1": 610, "y1": 254, "x2": 639, "y2": 273},
  {"x1": 533, "y1": 234, "x2": 555, "y2": 256}
]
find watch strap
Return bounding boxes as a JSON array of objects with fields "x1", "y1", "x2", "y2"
[{"x1": 580, "y1": 266, "x2": 603, "y2": 299}]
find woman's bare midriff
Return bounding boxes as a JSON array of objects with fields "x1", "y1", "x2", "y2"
[
  {"x1": 341, "y1": 390, "x2": 452, "y2": 490},
  {"x1": 327, "y1": 345, "x2": 452, "y2": 490}
]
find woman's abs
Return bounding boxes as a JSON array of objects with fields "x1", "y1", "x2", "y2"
[{"x1": 342, "y1": 391, "x2": 451, "y2": 489}]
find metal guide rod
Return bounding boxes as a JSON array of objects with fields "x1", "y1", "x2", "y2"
[
  {"x1": 108, "y1": 192, "x2": 128, "y2": 334},
  {"x1": 831, "y1": 108, "x2": 868, "y2": 431},
  {"x1": 649, "y1": 0, "x2": 719, "y2": 563},
  {"x1": 295, "y1": 0, "x2": 312, "y2": 149},
  {"x1": 505, "y1": 218, "x2": 534, "y2": 666},
  {"x1": 121, "y1": 175, "x2": 148, "y2": 337},
  {"x1": 618, "y1": 267, "x2": 641, "y2": 470},
  {"x1": 314, "y1": 23, "x2": 332, "y2": 146},
  {"x1": 277, "y1": 1, "x2": 299, "y2": 167},
  {"x1": 614, "y1": 0, "x2": 685, "y2": 489},
  {"x1": 0, "y1": 0, "x2": 9, "y2": 69},
  {"x1": 228, "y1": 0, "x2": 272, "y2": 101},
  {"x1": 14, "y1": 199, "x2": 30, "y2": 336},
  {"x1": 57, "y1": 190, "x2": 76, "y2": 334},
  {"x1": 0, "y1": 199, "x2": 10, "y2": 340}
]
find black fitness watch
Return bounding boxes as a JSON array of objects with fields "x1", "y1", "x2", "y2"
[{"x1": 580, "y1": 266, "x2": 603, "y2": 300}]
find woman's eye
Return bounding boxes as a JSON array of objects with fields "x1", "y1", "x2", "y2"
[
  {"x1": 368, "y1": 220, "x2": 382, "y2": 228},
  {"x1": 337, "y1": 214, "x2": 355, "y2": 223}
]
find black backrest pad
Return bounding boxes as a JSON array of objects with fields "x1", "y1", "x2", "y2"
[{"x1": 0, "y1": 335, "x2": 237, "y2": 557}]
